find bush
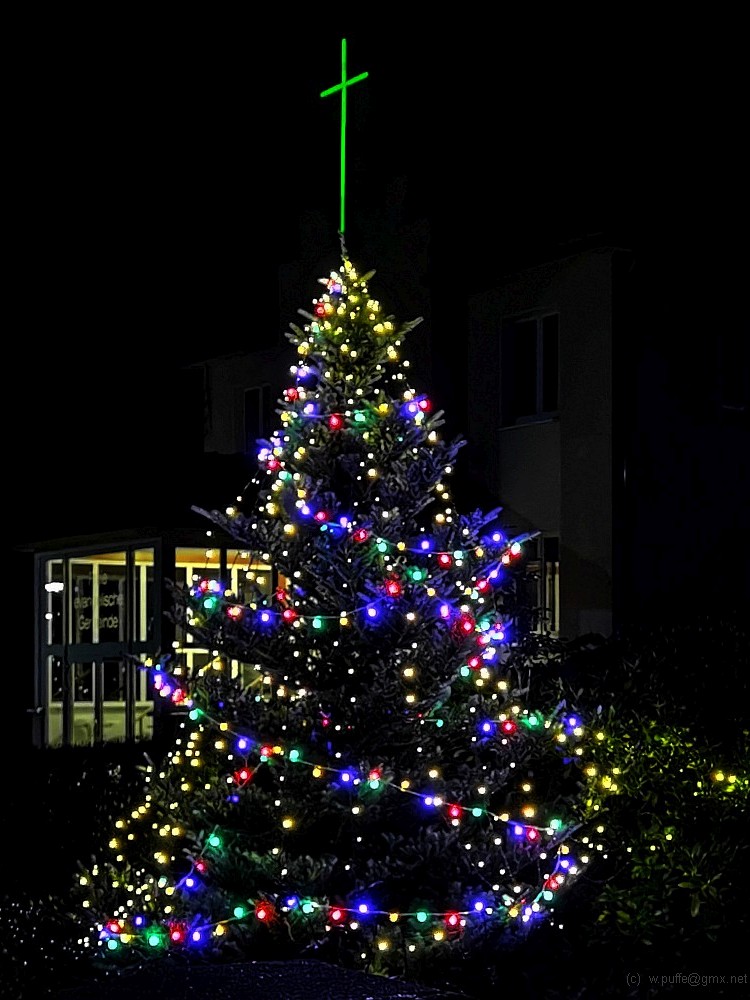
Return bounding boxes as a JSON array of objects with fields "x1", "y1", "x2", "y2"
[{"x1": 547, "y1": 615, "x2": 750, "y2": 994}]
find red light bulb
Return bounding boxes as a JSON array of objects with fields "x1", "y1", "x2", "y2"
[{"x1": 459, "y1": 614, "x2": 475, "y2": 634}]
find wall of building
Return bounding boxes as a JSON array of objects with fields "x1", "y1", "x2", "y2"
[
  {"x1": 613, "y1": 247, "x2": 750, "y2": 625},
  {"x1": 467, "y1": 248, "x2": 615, "y2": 638}
]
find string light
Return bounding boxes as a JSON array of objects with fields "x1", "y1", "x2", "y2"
[{"x1": 78, "y1": 257, "x2": 606, "y2": 976}]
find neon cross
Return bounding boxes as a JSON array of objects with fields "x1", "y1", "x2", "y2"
[{"x1": 320, "y1": 38, "x2": 368, "y2": 237}]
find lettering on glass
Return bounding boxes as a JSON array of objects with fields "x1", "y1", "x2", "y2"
[{"x1": 72, "y1": 570, "x2": 124, "y2": 640}]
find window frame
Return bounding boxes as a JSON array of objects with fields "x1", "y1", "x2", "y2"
[{"x1": 500, "y1": 311, "x2": 560, "y2": 426}]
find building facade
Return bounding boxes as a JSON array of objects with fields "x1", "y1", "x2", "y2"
[{"x1": 17, "y1": 234, "x2": 748, "y2": 750}]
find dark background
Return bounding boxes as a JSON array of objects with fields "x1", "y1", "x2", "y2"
[{"x1": 9, "y1": 18, "x2": 743, "y2": 542}]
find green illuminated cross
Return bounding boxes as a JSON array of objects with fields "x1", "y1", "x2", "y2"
[{"x1": 320, "y1": 38, "x2": 368, "y2": 237}]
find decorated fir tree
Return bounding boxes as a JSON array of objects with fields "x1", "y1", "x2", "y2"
[{"x1": 76, "y1": 255, "x2": 597, "y2": 984}]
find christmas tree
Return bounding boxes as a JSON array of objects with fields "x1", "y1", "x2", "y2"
[{"x1": 76, "y1": 254, "x2": 596, "y2": 985}]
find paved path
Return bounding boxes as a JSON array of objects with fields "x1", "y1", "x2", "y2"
[{"x1": 53, "y1": 959, "x2": 468, "y2": 999}]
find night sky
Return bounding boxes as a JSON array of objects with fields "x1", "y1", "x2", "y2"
[{"x1": 10, "y1": 19, "x2": 742, "y2": 541}]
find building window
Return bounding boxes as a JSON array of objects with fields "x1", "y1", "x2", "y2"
[
  {"x1": 244, "y1": 384, "x2": 274, "y2": 454},
  {"x1": 42, "y1": 548, "x2": 156, "y2": 747},
  {"x1": 37, "y1": 541, "x2": 280, "y2": 749},
  {"x1": 172, "y1": 546, "x2": 277, "y2": 688},
  {"x1": 501, "y1": 313, "x2": 559, "y2": 425},
  {"x1": 522, "y1": 536, "x2": 560, "y2": 635}
]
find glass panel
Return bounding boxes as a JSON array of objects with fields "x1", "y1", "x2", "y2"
[
  {"x1": 68, "y1": 551, "x2": 127, "y2": 643},
  {"x1": 72, "y1": 661, "x2": 95, "y2": 746},
  {"x1": 70, "y1": 561, "x2": 94, "y2": 644},
  {"x1": 48, "y1": 654, "x2": 68, "y2": 747},
  {"x1": 501, "y1": 318, "x2": 536, "y2": 423},
  {"x1": 227, "y1": 549, "x2": 273, "y2": 604},
  {"x1": 99, "y1": 562, "x2": 126, "y2": 641},
  {"x1": 187, "y1": 651, "x2": 213, "y2": 673},
  {"x1": 44, "y1": 559, "x2": 64, "y2": 645},
  {"x1": 50, "y1": 654, "x2": 64, "y2": 703},
  {"x1": 74, "y1": 662, "x2": 93, "y2": 701},
  {"x1": 72, "y1": 709, "x2": 96, "y2": 747},
  {"x1": 176, "y1": 547, "x2": 223, "y2": 581},
  {"x1": 175, "y1": 547, "x2": 225, "y2": 646},
  {"x1": 173, "y1": 564, "x2": 188, "y2": 644},
  {"x1": 133, "y1": 548, "x2": 155, "y2": 641},
  {"x1": 102, "y1": 659, "x2": 126, "y2": 700},
  {"x1": 134, "y1": 657, "x2": 155, "y2": 742},
  {"x1": 240, "y1": 661, "x2": 263, "y2": 690},
  {"x1": 47, "y1": 712, "x2": 63, "y2": 747}
]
